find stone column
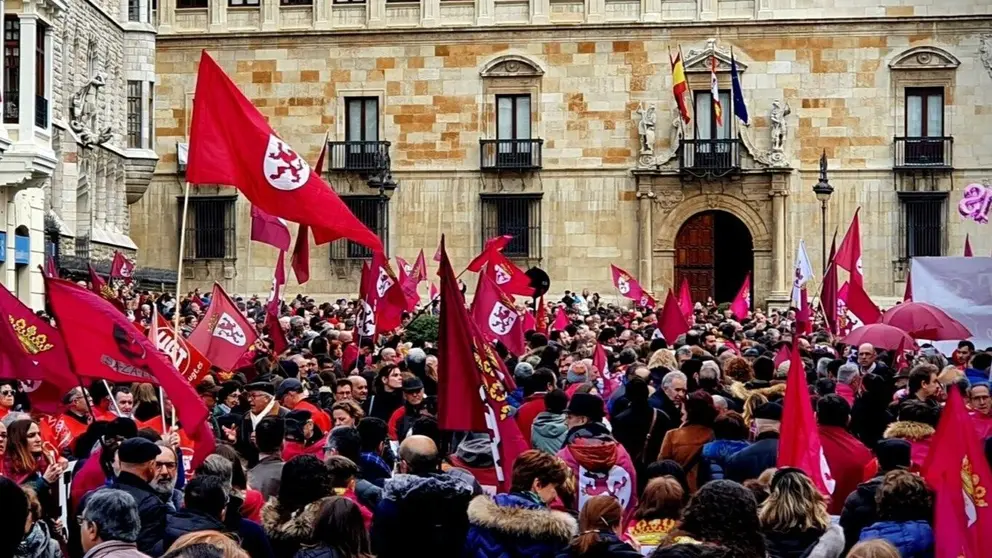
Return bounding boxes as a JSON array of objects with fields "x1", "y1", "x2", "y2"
[
  {"x1": 476, "y1": 0, "x2": 494, "y2": 26},
  {"x1": 531, "y1": 0, "x2": 549, "y2": 24},
  {"x1": 17, "y1": 15, "x2": 38, "y2": 141},
  {"x1": 208, "y1": 0, "x2": 227, "y2": 32},
  {"x1": 261, "y1": 0, "x2": 280, "y2": 31},
  {"x1": 698, "y1": 0, "x2": 715, "y2": 20},
  {"x1": 641, "y1": 0, "x2": 661, "y2": 21},
  {"x1": 421, "y1": 0, "x2": 438, "y2": 26},
  {"x1": 586, "y1": 0, "x2": 605, "y2": 22},
  {"x1": 368, "y1": 0, "x2": 386, "y2": 27},
  {"x1": 770, "y1": 190, "x2": 789, "y2": 301},
  {"x1": 158, "y1": 0, "x2": 176, "y2": 32},
  {"x1": 637, "y1": 192, "x2": 654, "y2": 292},
  {"x1": 314, "y1": 0, "x2": 333, "y2": 29}
]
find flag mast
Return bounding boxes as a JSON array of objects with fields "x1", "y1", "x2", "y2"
[{"x1": 175, "y1": 181, "x2": 191, "y2": 336}]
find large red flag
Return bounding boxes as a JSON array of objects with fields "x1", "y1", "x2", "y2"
[
  {"x1": 470, "y1": 272, "x2": 526, "y2": 356},
  {"x1": 678, "y1": 278, "x2": 693, "y2": 318},
  {"x1": 250, "y1": 205, "x2": 292, "y2": 252},
  {"x1": 110, "y1": 251, "x2": 135, "y2": 284},
  {"x1": 467, "y1": 235, "x2": 513, "y2": 272},
  {"x1": 188, "y1": 283, "x2": 259, "y2": 371},
  {"x1": 778, "y1": 343, "x2": 835, "y2": 495},
  {"x1": 729, "y1": 273, "x2": 750, "y2": 320},
  {"x1": 964, "y1": 234, "x2": 974, "y2": 257},
  {"x1": 437, "y1": 236, "x2": 526, "y2": 491},
  {"x1": 610, "y1": 264, "x2": 644, "y2": 302},
  {"x1": 0, "y1": 287, "x2": 76, "y2": 413},
  {"x1": 820, "y1": 263, "x2": 839, "y2": 334},
  {"x1": 658, "y1": 289, "x2": 690, "y2": 342},
  {"x1": 835, "y1": 208, "x2": 863, "y2": 285},
  {"x1": 923, "y1": 390, "x2": 992, "y2": 558},
  {"x1": 844, "y1": 280, "x2": 881, "y2": 325},
  {"x1": 149, "y1": 310, "x2": 212, "y2": 387},
  {"x1": 367, "y1": 251, "x2": 407, "y2": 333},
  {"x1": 485, "y1": 253, "x2": 533, "y2": 298},
  {"x1": 45, "y1": 277, "x2": 215, "y2": 469},
  {"x1": 290, "y1": 139, "x2": 327, "y2": 285},
  {"x1": 186, "y1": 51, "x2": 381, "y2": 252}
]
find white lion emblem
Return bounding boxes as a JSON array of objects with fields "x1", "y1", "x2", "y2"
[
  {"x1": 403, "y1": 263, "x2": 413, "y2": 275},
  {"x1": 376, "y1": 267, "x2": 394, "y2": 298},
  {"x1": 493, "y1": 264, "x2": 511, "y2": 285},
  {"x1": 263, "y1": 134, "x2": 311, "y2": 191},
  {"x1": 640, "y1": 295, "x2": 648, "y2": 306},
  {"x1": 357, "y1": 299, "x2": 376, "y2": 337},
  {"x1": 120, "y1": 262, "x2": 132, "y2": 278},
  {"x1": 855, "y1": 256, "x2": 863, "y2": 277},
  {"x1": 212, "y1": 313, "x2": 247, "y2": 347},
  {"x1": 617, "y1": 276, "x2": 630, "y2": 295},
  {"x1": 488, "y1": 302, "x2": 517, "y2": 336}
]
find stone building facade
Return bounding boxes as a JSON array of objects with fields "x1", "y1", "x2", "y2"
[
  {"x1": 136, "y1": 0, "x2": 992, "y2": 307},
  {"x1": 0, "y1": 0, "x2": 159, "y2": 308}
]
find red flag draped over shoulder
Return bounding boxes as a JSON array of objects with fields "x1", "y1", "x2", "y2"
[
  {"x1": 186, "y1": 51, "x2": 382, "y2": 252},
  {"x1": 0, "y1": 287, "x2": 77, "y2": 413},
  {"x1": 188, "y1": 283, "x2": 259, "y2": 371},
  {"x1": 924, "y1": 390, "x2": 992, "y2": 558},
  {"x1": 777, "y1": 343, "x2": 835, "y2": 495},
  {"x1": 44, "y1": 277, "x2": 215, "y2": 468},
  {"x1": 437, "y1": 236, "x2": 526, "y2": 491}
]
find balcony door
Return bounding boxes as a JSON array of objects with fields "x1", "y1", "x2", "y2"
[
  {"x1": 496, "y1": 94, "x2": 532, "y2": 168},
  {"x1": 905, "y1": 88, "x2": 944, "y2": 166},
  {"x1": 693, "y1": 91, "x2": 732, "y2": 169},
  {"x1": 345, "y1": 97, "x2": 379, "y2": 170}
]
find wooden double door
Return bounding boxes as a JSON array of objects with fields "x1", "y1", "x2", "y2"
[{"x1": 674, "y1": 211, "x2": 753, "y2": 305}]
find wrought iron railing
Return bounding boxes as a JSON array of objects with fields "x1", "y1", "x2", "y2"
[
  {"x1": 327, "y1": 141, "x2": 391, "y2": 173},
  {"x1": 679, "y1": 138, "x2": 742, "y2": 178},
  {"x1": 894, "y1": 136, "x2": 953, "y2": 169},
  {"x1": 480, "y1": 139, "x2": 543, "y2": 171}
]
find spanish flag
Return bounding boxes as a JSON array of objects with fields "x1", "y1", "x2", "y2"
[{"x1": 670, "y1": 48, "x2": 691, "y2": 124}]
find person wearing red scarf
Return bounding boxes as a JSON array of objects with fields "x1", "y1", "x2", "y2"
[{"x1": 816, "y1": 395, "x2": 872, "y2": 515}]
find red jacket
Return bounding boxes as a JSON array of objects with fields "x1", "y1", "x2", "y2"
[
  {"x1": 342, "y1": 344, "x2": 359, "y2": 373},
  {"x1": 818, "y1": 425, "x2": 872, "y2": 515},
  {"x1": 514, "y1": 394, "x2": 546, "y2": 446},
  {"x1": 971, "y1": 411, "x2": 992, "y2": 440},
  {"x1": 291, "y1": 400, "x2": 332, "y2": 435}
]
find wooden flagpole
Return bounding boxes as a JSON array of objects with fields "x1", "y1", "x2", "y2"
[{"x1": 174, "y1": 181, "x2": 191, "y2": 335}]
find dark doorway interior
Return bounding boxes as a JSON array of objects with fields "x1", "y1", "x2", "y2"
[{"x1": 675, "y1": 210, "x2": 754, "y2": 304}]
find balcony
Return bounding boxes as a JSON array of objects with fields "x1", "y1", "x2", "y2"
[
  {"x1": 327, "y1": 141, "x2": 390, "y2": 173},
  {"x1": 894, "y1": 136, "x2": 953, "y2": 170},
  {"x1": 480, "y1": 139, "x2": 543, "y2": 171},
  {"x1": 679, "y1": 138, "x2": 742, "y2": 179},
  {"x1": 34, "y1": 96, "x2": 48, "y2": 129}
]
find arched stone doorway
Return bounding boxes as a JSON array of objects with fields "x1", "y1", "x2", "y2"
[{"x1": 674, "y1": 210, "x2": 753, "y2": 304}]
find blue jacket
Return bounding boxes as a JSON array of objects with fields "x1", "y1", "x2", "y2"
[
  {"x1": 699, "y1": 439, "x2": 750, "y2": 485},
  {"x1": 860, "y1": 520, "x2": 934, "y2": 558},
  {"x1": 371, "y1": 473, "x2": 475, "y2": 558},
  {"x1": 965, "y1": 368, "x2": 990, "y2": 386},
  {"x1": 724, "y1": 432, "x2": 779, "y2": 484},
  {"x1": 464, "y1": 493, "x2": 577, "y2": 558}
]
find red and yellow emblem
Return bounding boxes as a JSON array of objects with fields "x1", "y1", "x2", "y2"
[{"x1": 9, "y1": 315, "x2": 54, "y2": 354}]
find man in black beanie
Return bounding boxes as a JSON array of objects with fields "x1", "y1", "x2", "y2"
[{"x1": 839, "y1": 438, "x2": 912, "y2": 552}]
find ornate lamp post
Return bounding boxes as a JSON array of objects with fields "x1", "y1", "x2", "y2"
[{"x1": 812, "y1": 150, "x2": 835, "y2": 273}]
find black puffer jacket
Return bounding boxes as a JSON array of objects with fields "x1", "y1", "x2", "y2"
[
  {"x1": 164, "y1": 509, "x2": 225, "y2": 549},
  {"x1": 370, "y1": 473, "x2": 475, "y2": 558},
  {"x1": 294, "y1": 546, "x2": 342, "y2": 558},
  {"x1": 556, "y1": 531, "x2": 642, "y2": 558},
  {"x1": 840, "y1": 475, "x2": 884, "y2": 553}
]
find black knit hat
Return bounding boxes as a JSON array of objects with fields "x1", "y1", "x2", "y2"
[
  {"x1": 565, "y1": 393, "x2": 605, "y2": 422},
  {"x1": 875, "y1": 438, "x2": 912, "y2": 472}
]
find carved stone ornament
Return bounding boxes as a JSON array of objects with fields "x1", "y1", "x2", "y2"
[
  {"x1": 740, "y1": 119, "x2": 789, "y2": 168},
  {"x1": 479, "y1": 54, "x2": 545, "y2": 78},
  {"x1": 70, "y1": 73, "x2": 114, "y2": 147},
  {"x1": 683, "y1": 38, "x2": 747, "y2": 74},
  {"x1": 769, "y1": 100, "x2": 791, "y2": 154},
  {"x1": 654, "y1": 188, "x2": 685, "y2": 212},
  {"x1": 888, "y1": 45, "x2": 961, "y2": 71},
  {"x1": 634, "y1": 103, "x2": 657, "y2": 156},
  {"x1": 636, "y1": 106, "x2": 684, "y2": 169},
  {"x1": 981, "y1": 35, "x2": 992, "y2": 81}
]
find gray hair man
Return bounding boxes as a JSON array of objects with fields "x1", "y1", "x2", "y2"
[
  {"x1": 79, "y1": 489, "x2": 149, "y2": 558},
  {"x1": 651, "y1": 370, "x2": 688, "y2": 420},
  {"x1": 151, "y1": 442, "x2": 183, "y2": 512},
  {"x1": 836, "y1": 362, "x2": 861, "y2": 405}
]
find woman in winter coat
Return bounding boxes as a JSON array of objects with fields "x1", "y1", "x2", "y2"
[
  {"x1": 464, "y1": 450, "x2": 578, "y2": 558},
  {"x1": 15, "y1": 486, "x2": 63, "y2": 558},
  {"x1": 295, "y1": 497, "x2": 371, "y2": 558},
  {"x1": 1, "y1": 419, "x2": 66, "y2": 518},
  {"x1": 759, "y1": 469, "x2": 845, "y2": 558},
  {"x1": 661, "y1": 480, "x2": 766, "y2": 558},
  {"x1": 624, "y1": 477, "x2": 685, "y2": 556},
  {"x1": 858, "y1": 470, "x2": 934, "y2": 558},
  {"x1": 261, "y1": 455, "x2": 335, "y2": 557},
  {"x1": 557, "y1": 495, "x2": 641, "y2": 558},
  {"x1": 699, "y1": 411, "x2": 750, "y2": 485},
  {"x1": 658, "y1": 391, "x2": 717, "y2": 492}
]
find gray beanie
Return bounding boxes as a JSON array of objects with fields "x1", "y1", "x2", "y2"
[{"x1": 514, "y1": 362, "x2": 535, "y2": 382}]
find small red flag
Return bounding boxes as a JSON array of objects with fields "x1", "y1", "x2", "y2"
[
  {"x1": 45, "y1": 276, "x2": 215, "y2": 469},
  {"x1": 551, "y1": 306, "x2": 569, "y2": 332},
  {"x1": 678, "y1": 278, "x2": 693, "y2": 318},
  {"x1": 844, "y1": 280, "x2": 881, "y2": 325},
  {"x1": 429, "y1": 282, "x2": 438, "y2": 301},
  {"x1": 923, "y1": 390, "x2": 992, "y2": 558},
  {"x1": 44, "y1": 254, "x2": 57, "y2": 278},
  {"x1": 773, "y1": 344, "x2": 791, "y2": 368},
  {"x1": 729, "y1": 273, "x2": 751, "y2": 320},
  {"x1": 266, "y1": 254, "x2": 290, "y2": 355},
  {"x1": 835, "y1": 208, "x2": 863, "y2": 285},
  {"x1": 658, "y1": 288, "x2": 690, "y2": 342},
  {"x1": 470, "y1": 272, "x2": 526, "y2": 356},
  {"x1": 109, "y1": 251, "x2": 135, "y2": 284},
  {"x1": 88, "y1": 264, "x2": 126, "y2": 313},
  {"x1": 186, "y1": 51, "x2": 381, "y2": 252},
  {"x1": 250, "y1": 205, "x2": 292, "y2": 252},
  {"x1": 964, "y1": 234, "x2": 974, "y2": 257},
  {"x1": 820, "y1": 263, "x2": 839, "y2": 334},
  {"x1": 366, "y1": 251, "x2": 407, "y2": 333},
  {"x1": 535, "y1": 295, "x2": 548, "y2": 334},
  {"x1": 795, "y1": 287, "x2": 812, "y2": 335},
  {"x1": 187, "y1": 283, "x2": 259, "y2": 371},
  {"x1": 485, "y1": 252, "x2": 534, "y2": 298},
  {"x1": 903, "y1": 272, "x2": 913, "y2": 302},
  {"x1": 778, "y1": 343, "x2": 835, "y2": 495},
  {"x1": 522, "y1": 310, "x2": 536, "y2": 332},
  {"x1": 412, "y1": 250, "x2": 428, "y2": 282},
  {"x1": 433, "y1": 239, "x2": 443, "y2": 263},
  {"x1": 638, "y1": 292, "x2": 657, "y2": 309},
  {"x1": 149, "y1": 310, "x2": 212, "y2": 387},
  {"x1": 593, "y1": 342, "x2": 619, "y2": 398},
  {"x1": 610, "y1": 264, "x2": 644, "y2": 302},
  {"x1": 356, "y1": 262, "x2": 376, "y2": 339},
  {"x1": 467, "y1": 235, "x2": 513, "y2": 272}
]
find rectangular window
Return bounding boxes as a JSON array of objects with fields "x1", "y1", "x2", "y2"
[
  {"x1": 693, "y1": 91, "x2": 732, "y2": 140},
  {"x1": 228, "y1": 0, "x2": 259, "y2": 6},
  {"x1": 127, "y1": 81, "x2": 142, "y2": 148},
  {"x1": 182, "y1": 197, "x2": 236, "y2": 260},
  {"x1": 3, "y1": 16, "x2": 18, "y2": 124},
  {"x1": 176, "y1": 0, "x2": 208, "y2": 8},
  {"x1": 480, "y1": 194, "x2": 542, "y2": 260},
  {"x1": 128, "y1": 0, "x2": 141, "y2": 21},
  {"x1": 906, "y1": 87, "x2": 944, "y2": 138},
  {"x1": 34, "y1": 22, "x2": 46, "y2": 128},
  {"x1": 147, "y1": 83, "x2": 155, "y2": 149},
  {"x1": 329, "y1": 196, "x2": 387, "y2": 260},
  {"x1": 496, "y1": 94, "x2": 531, "y2": 140},
  {"x1": 333, "y1": 0, "x2": 366, "y2": 4},
  {"x1": 345, "y1": 97, "x2": 379, "y2": 143},
  {"x1": 898, "y1": 192, "x2": 946, "y2": 260}
]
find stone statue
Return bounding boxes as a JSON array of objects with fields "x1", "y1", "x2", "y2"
[
  {"x1": 981, "y1": 35, "x2": 992, "y2": 81},
  {"x1": 70, "y1": 73, "x2": 113, "y2": 147},
  {"x1": 769, "y1": 100, "x2": 791, "y2": 153},
  {"x1": 669, "y1": 106, "x2": 683, "y2": 150},
  {"x1": 635, "y1": 103, "x2": 657, "y2": 155}
]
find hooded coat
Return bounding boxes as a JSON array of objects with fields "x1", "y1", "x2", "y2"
[
  {"x1": 859, "y1": 520, "x2": 934, "y2": 558},
  {"x1": 862, "y1": 421, "x2": 934, "y2": 478},
  {"x1": 370, "y1": 473, "x2": 475, "y2": 558},
  {"x1": 839, "y1": 475, "x2": 884, "y2": 554},
  {"x1": 464, "y1": 493, "x2": 578, "y2": 558},
  {"x1": 699, "y1": 439, "x2": 750, "y2": 485},
  {"x1": 557, "y1": 422, "x2": 638, "y2": 515},
  {"x1": 261, "y1": 496, "x2": 333, "y2": 557},
  {"x1": 555, "y1": 531, "x2": 641, "y2": 558},
  {"x1": 764, "y1": 524, "x2": 845, "y2": 558},
  {"x1": 531, "y1": 412, "x2": 568, "y2": 454}
]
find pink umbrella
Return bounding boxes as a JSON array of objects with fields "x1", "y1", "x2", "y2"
[
  {"x1": 880, "y1": 301, "x2": 972, "y2": 341},
  {"x1": 840, "y1": 323, "x2": 918, "y2": 351}
]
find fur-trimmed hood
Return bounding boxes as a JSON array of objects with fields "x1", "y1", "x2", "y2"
[
  {"x1": 467, "y1": 493, "x2": 578, "y2": 543},
  {"x1": 260, "y1": 496, "x2": 332, "y2": 544},
  {"x1": 883, "y1": 420, "x2": 935, "y2": 442}
]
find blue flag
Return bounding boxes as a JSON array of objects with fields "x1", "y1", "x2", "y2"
[{"x1": 731, "y1": 50, "x2": 749, "y2": 125}]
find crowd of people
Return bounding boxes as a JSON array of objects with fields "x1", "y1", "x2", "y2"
[{"x1": 0, "y1": 286, "x2": 990, "y2": 558}]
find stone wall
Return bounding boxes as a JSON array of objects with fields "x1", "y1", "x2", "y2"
[{"x1": 138, "y1": 18, "x2": 992, "y2": 300}]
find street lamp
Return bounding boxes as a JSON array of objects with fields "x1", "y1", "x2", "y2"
[{"x1": 812, "y1": 150, "x2": 835, "y2": 273}]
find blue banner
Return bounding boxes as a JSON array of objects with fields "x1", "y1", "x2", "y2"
[
  {"x1": 0, "y1": 232, "x2": 5, "y2": 263},
  {"x1": 14, "y1": 234, "x2": 29, "y2": 265}
]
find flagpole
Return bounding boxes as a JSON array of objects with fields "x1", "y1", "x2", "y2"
[
  {"x1": 174, "y1": 181, "x2": 191, "y2": 336},
  {"x1": 103, "y1": 380, "x2": 122, "y2": 416},
  {"x1": 243, "y1": 237, "x2": 252, "y2": 298}
]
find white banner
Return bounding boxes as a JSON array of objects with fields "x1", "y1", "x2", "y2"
[{"x1": 910, "y1": 256, "x2": 992, "y2": 354}]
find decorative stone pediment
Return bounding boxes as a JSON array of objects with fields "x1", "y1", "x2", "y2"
[
  {"x1": 684, "y1": 38, "x2": 748, "y2": 74},
  {"x1": 889, "y1": 46, "x2": 960, "y2": 71},
  {"x1": 480, "y1": 54, "x2": 545, "y2": 78}
]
